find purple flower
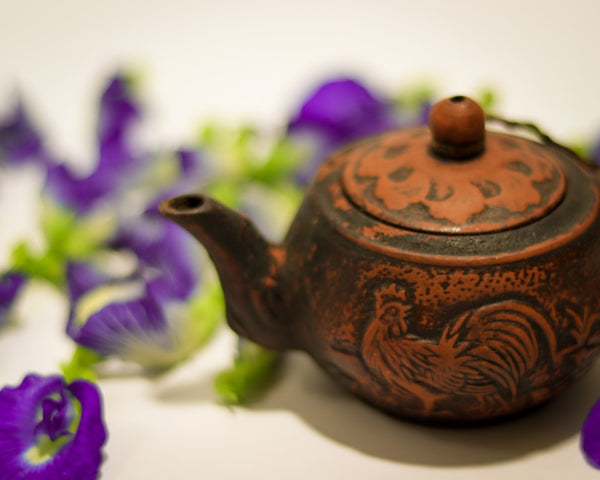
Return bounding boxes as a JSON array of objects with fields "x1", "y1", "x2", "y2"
[
  {"x1": 582, "y1": 398, "x2": 600, "y2": 467},
  {"x1": 0, "y1": 272, "x2": 26, "y2": 326},
  {"x1": 97, "y1": 75, "x2": 140, "y2": 151},
  {"x1": 63, "y1": 175, "x2": 204, "y2": 369},
  {"x1": 45, "y1": 73, "x2": 142, "y2": 213},
  {"x1": 288, "y1": 78, "x2": 397, "y2": 183},
  {"x1": 0, "y1": 374, "x2": 106, "y2": 479},
  {"x1": 66, "y1": 262, "x2": 170, "y2": 359},
  {"x1": 289, "y1": 78, "x2": 396, "y2": 142},
  {"x1": 110, "y1": 212, "x2": 200, "y2": 303},
  {"x1": 0, "y1": 99, "x2": 47, "y2": 166},
  {"x1": 65, "y1": 253, "x2": 205, "y2": 369}
]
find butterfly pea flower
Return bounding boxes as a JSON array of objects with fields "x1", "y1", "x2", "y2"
[
  {"x1": 45, "y1": 73, "x2": 143, "y2": 214},
  {"x1": 66, "y1": 263, "x2": 179, "y2": 367},
  {"x1": 287, "y1": 77, "x2": 398, "y2": 184},
  {"x1": 0, "y1": 271, "x2": 26, "y2": 326},
  {"x1": 0, "y1": 374, "x2": 107, "y2": 479},
  {"x1": 64, "y1": 228, "x2": 220, "y2": 371}
]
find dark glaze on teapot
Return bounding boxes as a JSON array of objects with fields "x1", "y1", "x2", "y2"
[{"x1": 159, "y1": 96, "x2": 600, "y2": 423}]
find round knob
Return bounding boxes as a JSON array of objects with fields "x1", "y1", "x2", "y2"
[{"x1": 429, "y1": 95, "x2": 485, "y2": 159}]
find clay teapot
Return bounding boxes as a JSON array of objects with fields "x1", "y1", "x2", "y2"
[{"x1": 159, "y1": 96, "x2": 600, "y2": 423}]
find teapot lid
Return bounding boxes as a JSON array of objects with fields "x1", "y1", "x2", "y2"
[{"x1": 341, "y1": 96, "x2": 566, "y2": 234}]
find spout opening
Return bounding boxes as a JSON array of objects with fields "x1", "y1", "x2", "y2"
[{"x1": 159, "y1": 194, "x2": 207, "y2": 216}]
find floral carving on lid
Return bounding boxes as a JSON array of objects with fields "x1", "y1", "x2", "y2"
[{"x1": 341, "y1": 128, "x2": 566, "y2": 234}]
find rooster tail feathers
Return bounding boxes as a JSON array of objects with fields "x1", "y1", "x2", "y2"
[{"x1": 450, "y1": 300, "x2": 556, "y2": 396}]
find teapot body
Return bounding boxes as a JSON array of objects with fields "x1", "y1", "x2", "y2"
[
  {"x1": 161, "y1": 97, "x2": 600, "y2": 423},
  {"x1": 277, "y1": 135, "x2": 600, "y2": 422}
]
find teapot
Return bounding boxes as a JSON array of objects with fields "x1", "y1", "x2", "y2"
[{"x1": 159, "y1": 96, "x2": 600, "y2": 423}]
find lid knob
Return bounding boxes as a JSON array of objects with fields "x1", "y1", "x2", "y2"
[{"x1": 429, "y1": 95, "x2": 485, "y2": 159}]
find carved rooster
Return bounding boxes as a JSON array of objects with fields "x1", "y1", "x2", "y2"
[{"x1": 361, "y1": 285, "x2": 556, "y2": 415}]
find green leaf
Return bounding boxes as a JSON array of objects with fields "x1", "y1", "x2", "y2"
[
  {"x1": 476, "y1": 87, "x2": 500, "y2": 113},
  {"x1": 10, "y1": 242, "x2": 65, "y2": 287},
  {"x1": 197, "y1": 123, "x2": 254, "y2": 178},
  {"x1": 197, "y1": 122, "x2": 307, "y2": 193},
  {"x1": 10, "y1": 202, "x2": 115, "y2": 289},
  {"x1": 186, "y1": 281, "x2": 226, "y2": 349},
  {"x1": 568, "y1": 138, "x2": 594, "y2": 162},
  {"x1": 41, "y1": 202, "x2": 77, "y2": 249},
  {"x1": 41, "y1": 201, "x2": 114, "y2": 260},
  {"x1": 60, "y1": 345, "x2": 103, "y2": 383},
  {"x1": 204, "y1": 180, "x2": 242, "y2": 209},
  {"x1": 393, "y1": 80, "x2": 436, "y2": 114},
  {"x1": 214, "y1": 339, "x2": 282, "y2": 405},
  {"x1": 249, "y1": 137, "x2": 306, "y2": 185}
]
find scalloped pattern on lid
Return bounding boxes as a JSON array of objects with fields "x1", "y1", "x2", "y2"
[{"x1": 340, "y1": 96, "x2": 566, "y2": 234}]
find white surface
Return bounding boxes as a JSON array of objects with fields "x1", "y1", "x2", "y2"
[{"x1": 1, "y1": 1, "x2": 600, "y2": 478}]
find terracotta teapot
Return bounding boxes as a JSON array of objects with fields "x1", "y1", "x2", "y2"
[{"x1": 159, "y1": 96, "x2": 600, "y2": 423}]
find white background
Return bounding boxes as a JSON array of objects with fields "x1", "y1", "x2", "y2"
[{"x1": 1, "y1": 1, "x2": 600, "y2": 478}]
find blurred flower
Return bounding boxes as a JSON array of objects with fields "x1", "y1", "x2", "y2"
[
  {"x1": 0, "y1": 99, "x2": 47, "y2": 166},
  {"x1": 64, "y1": 240, "x2": 220, "y2": 370},
  {"x1": 45, "y1": 74, "x2": 143, "y2": 214},
  {"x1": 0, "y1": 74, "x2": 143, "y2": 215},
  {"x1": 65, "y1": 261, "x2": 175, "y2": 364},
  {"x1": 289, "y1": 77, "x2": 396, "y2": 143},
  {"x1": 0, "y1": 272, "x2": 26, "y2": 326},
  {"x1": 583, "y1": 398, "x2": 600, "y2": 468},
  {"x1": 6, "y1": 73, "x2": 145, "y2": 289},
  {"x1": 288, "y1": 77, "x2": 398, "y2": 184},
  {"x1": 109, "y1": 182, "x2": 203, "y2": 301},
  {"x1": 0, "y1": 374, "x2": 106, "y2": 479}
]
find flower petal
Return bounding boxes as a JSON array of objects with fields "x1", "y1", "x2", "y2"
[
  {"x1": 288, "y1": 78, "x2": 397, "y2": 184},
  {"x1": 93, "y1": 74, "x2": 142, "y2": 186},
  {"x1": 34, "y1": 390, "x2": 73, "y2": 441},
  {"x1": 111, "y1": 215, "x2": 200, "y2": 302},
  {"x1": 98, "y1": 74, "x2": 140, "y2": 149},
  {"x1": 45, "y1": 162, "x2": 121, "y2": 213},
  {"x1": 582, "y1": 398, "x2": 600, "y2": 468},
  {"x1": 0, "y1": 272, "x2": 26, "y2": 326},
  {"x1": 66, "y1": 262, "x2": 112, "y2": 305},
  {"x1": 176, "y1": 148, "x2": 205, "y2": 179},
  {"x1": 0, "y1": 99, "x2": 48, "y2": 165},
  {"x1": 288, "y1": 77, "x2": 396, "y2": 142},
  {"x1": 65, "y1": 257, "x2": 221, "y2": 369},
  {"x1": 0, "y1": 374, "x2": 106, "y2": 479},
  {"x1": 66, "y1": 274, "x2": 168, "y2": 357},
  {"x1": 44, "y1": 73, "x2": 142, "y2": 213}
]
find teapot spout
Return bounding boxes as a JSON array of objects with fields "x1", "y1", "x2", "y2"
[{"x1": 159, "y1": 194, "x2": 294, "y2": 350}]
